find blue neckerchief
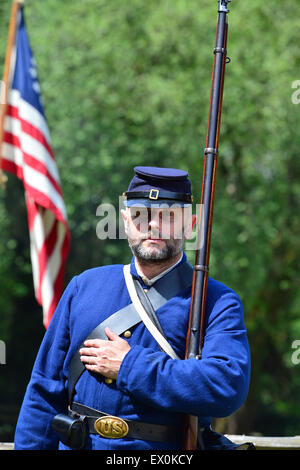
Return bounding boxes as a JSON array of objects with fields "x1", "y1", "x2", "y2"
[{"x1": 129, "y1": 252, "x2": 188, "y2": 289}]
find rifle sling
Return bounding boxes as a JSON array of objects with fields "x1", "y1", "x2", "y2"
[{"x1": 67, "y1": 261, "x2": 193, "y2": 403}]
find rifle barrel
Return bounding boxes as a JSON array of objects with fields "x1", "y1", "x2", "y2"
[{"x1": 184, "y1": 2, "x2": 230, "y2": 450}]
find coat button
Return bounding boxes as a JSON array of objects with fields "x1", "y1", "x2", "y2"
[
  {"x1": 105, "y1": 378, "x2": 114, "y2": 384},
  {"x1": 123, "y1": 330, "x2": 132, "y2": 338}
]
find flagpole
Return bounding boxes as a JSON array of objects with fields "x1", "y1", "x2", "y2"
[{"x1": 0, "y1": 0, "x2": 24, "y2": 187}]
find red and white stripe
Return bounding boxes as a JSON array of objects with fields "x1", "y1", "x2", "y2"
[{"x1": 1, "y1": 89, "x2": 70, "y2": 328}]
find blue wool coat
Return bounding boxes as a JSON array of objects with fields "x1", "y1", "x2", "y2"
[{"x1": 14, "y1": 254, "x2": 251, "y2": 450}]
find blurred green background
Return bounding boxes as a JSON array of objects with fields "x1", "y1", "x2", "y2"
[{"x1": 0, "y1": 0, "x2": 299, "y2": 441}]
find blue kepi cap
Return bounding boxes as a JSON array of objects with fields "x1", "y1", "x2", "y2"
[{"x1": 123, "y1": 166, "x2": 193, "y2": 207}]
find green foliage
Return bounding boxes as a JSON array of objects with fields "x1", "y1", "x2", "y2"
[{"x1": 0, "y1": 0, "x2": 299, "y2": 438}]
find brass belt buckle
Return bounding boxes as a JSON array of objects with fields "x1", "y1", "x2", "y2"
[{"x1": 94, "y1": 415, "x2": 129, "y2": 439}]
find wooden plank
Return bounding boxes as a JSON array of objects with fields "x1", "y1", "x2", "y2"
[
  {"x1": 227, "y1": 434, "x2": 300, "y2": 450},
  {"x1": 1, "y1": 436, "x2": 300, "y2": 450},
  {"x1": 0, "y1": 442, "x2": 14, "y2": 450}
]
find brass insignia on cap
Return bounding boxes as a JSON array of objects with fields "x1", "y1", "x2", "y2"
[{"x1": 94, "y1": 415, "x2": 129, "y2": 439}]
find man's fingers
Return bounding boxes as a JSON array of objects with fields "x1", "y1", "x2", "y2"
[
  {"x1": 78, "y1": 329, "x2": 130, "y2": 380},
  {"x1": 83, "y1": 329, "x2": 121, "y2": 348},
  {"x1": 80, "y1": 354, "x2": 96, "y2": 364},
  {"x1": 84, "y1": 364, "x2": 100, "y2": 372},
  {"x1": 79, "y1": 347, "x2": 99, "y2": 356},
  {"x1": 104, "y1": 327, "x2": 121, "y2": 341},
  {"x1": 83, "y1": 339, "x2": 103, "y2": 347}
]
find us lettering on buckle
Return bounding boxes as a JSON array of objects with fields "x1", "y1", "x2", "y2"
[
  {"x1": 94, "y1": 415, "x2": 129, "y2": 439},
  {"x1": 149, "y1": 189, "x2": 159, "y2": 200}
]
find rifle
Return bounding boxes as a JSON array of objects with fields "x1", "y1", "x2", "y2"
[{"x1": 184, "y1": 0, "x2": 232, "y2": 450}]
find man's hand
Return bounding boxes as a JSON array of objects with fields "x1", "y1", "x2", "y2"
[{"x1": 79, "y1": 327, "x2": 131, "y2": 380}]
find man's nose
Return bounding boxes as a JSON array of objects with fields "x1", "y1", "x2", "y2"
[{"x1": 148, "y1": 211, "x2": 161, "y2": 230}]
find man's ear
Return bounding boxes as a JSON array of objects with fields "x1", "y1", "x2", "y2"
[{"x1": 120, "y1": 208, "x2": 129, "y2": 235}]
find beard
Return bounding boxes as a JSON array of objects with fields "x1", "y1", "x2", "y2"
[{"x1": 128, "y1": 235, "x2": 185, "y2": 263}]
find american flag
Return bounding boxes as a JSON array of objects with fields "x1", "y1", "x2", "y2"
[{"x1": 1, "y1": 6, "x2": 70, "y2": 328}]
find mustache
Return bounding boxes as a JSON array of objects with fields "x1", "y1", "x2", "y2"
[
  {"x1": 130, "y1": 229, "x2": 162, "y2": 239},
  {"x1": 127, "y1": 227, "x2": 185, "y2": 241},
  {"x1": 144, "y1": 232, "x2": 162, "y2": 239}
]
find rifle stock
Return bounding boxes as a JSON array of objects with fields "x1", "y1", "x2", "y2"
[{"x1": 183, "y1": 1, "x2": 231, "y2": 450}]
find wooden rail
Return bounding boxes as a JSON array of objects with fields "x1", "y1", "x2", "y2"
[
  {"x1": 0, "y1": 443, "x2": 14, "y2": 450},
  {"x1": 1, "y1": 435, "x2": 300, "y2": 450},
  {"x1": 226, "y1": 434, "x2": 300, "y2": 450}
]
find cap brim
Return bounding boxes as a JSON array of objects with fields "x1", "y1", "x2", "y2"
[{"x1": 123, "y1": 199, "x2": 191, "y2": 208}]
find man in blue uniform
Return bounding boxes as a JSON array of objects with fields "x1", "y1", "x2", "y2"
[{"x1": 14, "y1": 166, "x2": 251, "y2": 450}]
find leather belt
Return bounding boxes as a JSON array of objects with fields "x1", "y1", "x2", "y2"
[{"x1": 70, "y1": 402, "x2": 180, "y2": 444}]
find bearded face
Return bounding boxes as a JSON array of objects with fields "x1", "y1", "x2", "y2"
[{"x1": 122, "y1": 206, "x2": 193, "y2": 263}]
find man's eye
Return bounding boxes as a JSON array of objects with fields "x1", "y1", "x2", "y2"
[
  {"x1": 156, "y1": 211, "x2": 175, "y2": 223},
  {"x1": 163, "y1": 211, "x2": 175, "y2": 220}
]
